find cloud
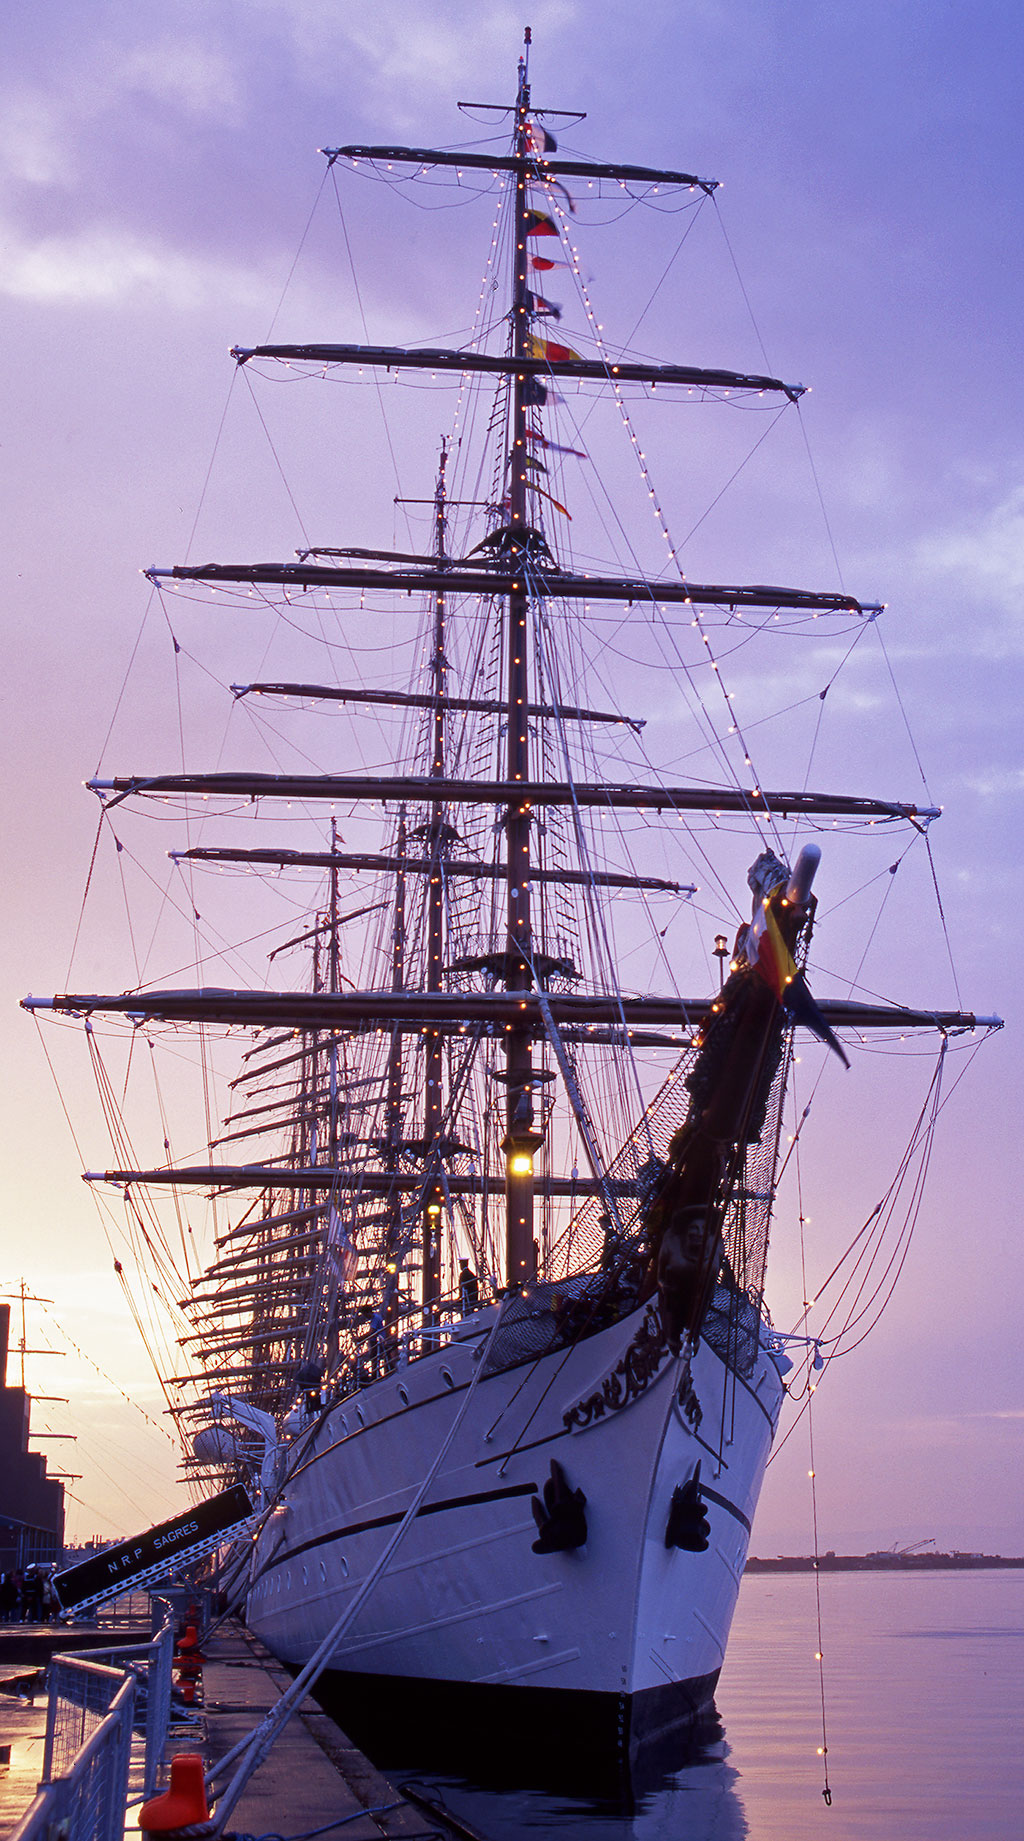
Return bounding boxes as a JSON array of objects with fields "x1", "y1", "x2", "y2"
[
  {"x1": 112, "y1": 37, "x2": 245, "y2": 122},
  {"x1": 916, "y1": 483, "x2": 1024, "y2": 616},
  {"x1": 961, "y1": 767, "x2": 1024, "y2": 799},
  {"x1": 835, "y1": 413, "x2": 909, "y2": 513},
  {"x1": 248, "y1": 0, "x2": 579, "y2": 119},
  {"x1": 0, "y1": 39, "x2": 244, "y2": 194},
  {"x1": 0, "y1": 91, "x2": 66, "y2": 187},
  {"x1": 0, "y1": 217, "x2": 270, "y2": 307},
  {"x1": 892, "y1": 1409, "x2": 1024, "y2": 1434}
]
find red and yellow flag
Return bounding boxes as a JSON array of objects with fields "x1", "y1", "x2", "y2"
[
  {"x1": 753, "y1": 901, "x2": 798, "y2": 999},
  {"x1": 750, "y1": 896, "x2": 849, "y2": 1066},
  {"x1": 528, "y1": 335, "x2": 581, "y2": 364},
  {"x1": 532, "y1": 485, "x2": 572, "y2": 519}
]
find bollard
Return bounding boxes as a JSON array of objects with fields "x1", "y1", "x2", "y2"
[{"x1": 139, "y1": 1752, "x2": 211, "y2": 1835}]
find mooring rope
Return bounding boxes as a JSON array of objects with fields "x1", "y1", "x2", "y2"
[{"x1": 206, "y1": 1295, "x2": 513, "y2": 1833}]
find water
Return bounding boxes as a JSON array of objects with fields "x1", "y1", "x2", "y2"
[{"x1": 384, "y1": 1571, "x2": 1024, "y2": 1839}]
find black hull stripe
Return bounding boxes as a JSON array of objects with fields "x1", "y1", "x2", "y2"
[
  {"x1": 701, "y1": 1484, "x2": 751, "y2": 1534},
  {"x1": 252, "y1": 1479, "x2": 538, "y2": 1588},
  {"x1": 252, "y1": 1469, "x2": 749, "y2": 1596},
  {"x1": 691, "y1": 1426, "x2": 731, "y2": 1469}
]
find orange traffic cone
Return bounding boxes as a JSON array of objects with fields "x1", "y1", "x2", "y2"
[{"x1": 139, "y1": 1753, "x2": 210, "y2": 1833}]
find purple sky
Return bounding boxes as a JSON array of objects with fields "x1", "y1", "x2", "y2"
[{"x1": 2, "y1": 3, "x2": 1021, "y2": 1557}]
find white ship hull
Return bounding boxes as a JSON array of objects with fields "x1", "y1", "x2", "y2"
[{"x1": 245, "y1": 1294, "x2": 785, "y2": 1770}]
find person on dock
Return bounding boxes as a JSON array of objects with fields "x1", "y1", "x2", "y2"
[
  {"x1": 22, "y1": 1569, "x2": 44, "y2": 1623},
  {"x1": 0, "y1": 1571, "x2": 18, "y2": 1621}
]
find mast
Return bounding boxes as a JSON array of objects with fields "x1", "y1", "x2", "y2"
[
  {"x1": 504, "y1": 43, "x2": 538, "y2": 1288},
  {"x1": 323, "y1": 822, "x2": 341, "y2": 1371},
  {"x1": 383, "y1": 808, "x2": 407, "y2": 1335},
  {"x1": 422, "y1": 446, "x2": 448, "y2": 1310}
]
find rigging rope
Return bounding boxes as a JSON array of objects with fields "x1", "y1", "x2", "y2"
[
  {"x1": 329, "y1": 171, "x2": 413, "y2": 535},
  {"x1": 37, "y1": 1300, "x2": 178, "y2": 1448},
  {"x1": 796, "y1": 1135, "x2": 834, "y2": 1805}
]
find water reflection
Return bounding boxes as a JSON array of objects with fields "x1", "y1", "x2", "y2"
[
  {"x1": 320, "y1": 1686, "x2": 748, "y2": 1838},
  {"x1": 396, "y1": 1749, "x2": 749, "y2": 1840},
  {"x1": 317, "y1": 1573, "x2": 1024, "y2": 1839}
]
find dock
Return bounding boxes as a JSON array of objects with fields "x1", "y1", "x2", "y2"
[
  {"x1": 0, "y1": 1619, "x2": 469, "y2": 1840},
  {"x1": 198, "y1": 1623, "x2": 457, "y2": 1837},
  {"x1": 0, "y1": 1666, "x2": 47, "y2": 1841}
]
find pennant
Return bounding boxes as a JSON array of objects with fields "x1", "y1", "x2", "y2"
[
  {"x1": 530, "y1": 256, "x2": 562, "y2": 272},
  {"x1": 528, "y1": 335, "x2": 581, "y2": 364},
  {"x1": 523, "y1": 377, "x2": 547, "y2": 406},
  {"x1": 526, "y1": 289, "x2": 562, "y2": 320},
  {"x1": 532, "y1": 484, "x2": 572, "y2": 519},
  {"x1": 325, "y1": 1206, "x2": 359, "y2": 1287},
  {"x1": 526, "y1": 121, "x2": 558, "y2": 154},
  {"x1": 524, "y1": 209, "x2": 558, "y2": 237},
  {"x1": 540, "y1": 176, "x2": 576, "y2": 214},
  {"x1": 523, "y1": 453, "x2": 549, "y2": 474},
  {"x1": 526, "y1": 429, "x2": 588, "y2": 460}
]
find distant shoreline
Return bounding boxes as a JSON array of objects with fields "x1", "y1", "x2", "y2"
[{"x1": 746, "y1": 1552, "x2": 1024, "y2": 1572}]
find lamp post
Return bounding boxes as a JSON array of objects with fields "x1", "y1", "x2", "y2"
[{"x1": 713, "y1": 933, "x2": 730, "y2": 991}]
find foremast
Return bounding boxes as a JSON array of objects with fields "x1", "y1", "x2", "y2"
[{"x1": 504, "y1": 46, "x2": 540, "y2": 1287}]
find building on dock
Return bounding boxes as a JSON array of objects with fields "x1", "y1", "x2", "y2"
[{"x1": 0, "y1": 1303, "x2": 65, "y2": 1571}]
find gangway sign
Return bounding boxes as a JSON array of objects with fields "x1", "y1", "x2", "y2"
[{"x1": 53, "y1": 1484, "x2": 255, "y2": 1614}]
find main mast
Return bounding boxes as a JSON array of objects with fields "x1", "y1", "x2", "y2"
[
  {"x1": 503, "y1": 42, "x2": 538, "y2": 1288},
  {"x1": 383, "y1": 808, "x2": 406, "y2": 1339},
  {"x1": 422, "y1": 447, "x2": 448, "y2": 1309}
]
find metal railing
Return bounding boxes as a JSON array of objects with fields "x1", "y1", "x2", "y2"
[
  {"x1": 91, "y1": 1589, "x2": 154, "y2": 1631},
  {"x1": 44, "y1": 1655, "x2": 133, "y2": 1787},
  {"x1": 67, "y1": 1602, "x2": 176, "y2": 1800},
  {"x1": 9, "y1": 1596, "x2": 176, "y2": 1841},
  {"x1": 151, "y1": 1584, "x2": 217, "y2": 1639},
  {"x1": 11, "y1": 1672, "x2": 136, "y2": 1841}
]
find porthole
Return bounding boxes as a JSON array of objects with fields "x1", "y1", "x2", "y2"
[
  {"x1": 441, "y1": 1368, "x2": 455, "y2": 1389},
  {"x1": 339, "y1": 1555, "x2": 349, "y2": 1578},
  {"x1": 355, "y1": 1406, "x2": 365, "y2": 1427},
  {"x1": 318, "y1": 1560, "x2": 327, "y2": 1584},
  {"x1": 301, "y1": 1565, "x2": 308, "y2": 1586},
  {"x1": 398, "y1": 1384, "x2": 410, "y2": 1406}
]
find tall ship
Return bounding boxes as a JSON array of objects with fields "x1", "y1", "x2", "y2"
[{"x1": 26, "y1": 39, "x2": 999, "y2": 1780}]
